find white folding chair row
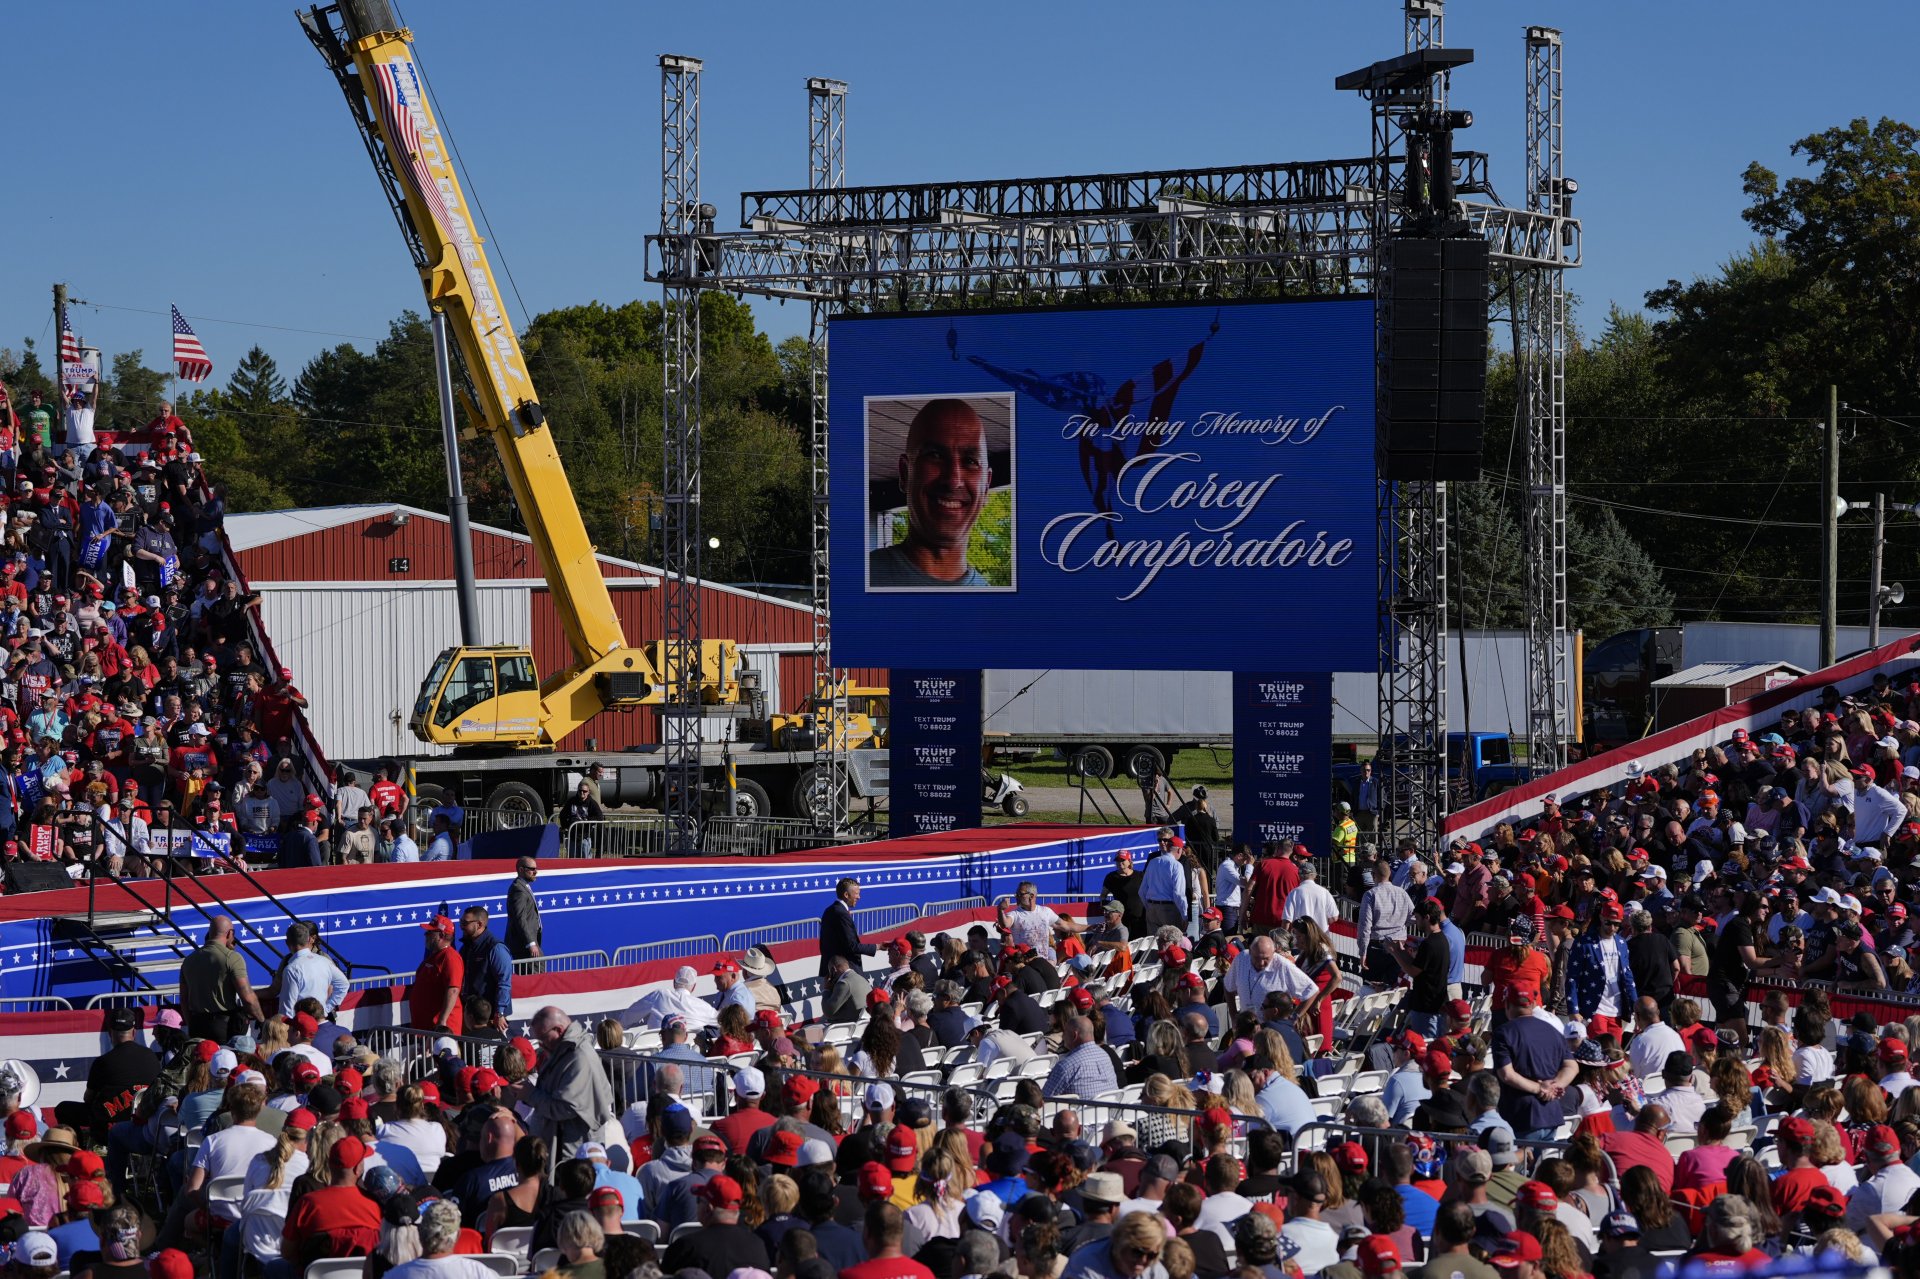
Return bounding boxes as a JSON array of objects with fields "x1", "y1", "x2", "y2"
[
  {"x1": 1019, "y1": 1055, "x2": 1056, "y2": 1078},
  {"x1": 622, "y1": 1221, "x2": 661, "y2": 1243},
  {"x1": 949, "y1": 1062, "x2": 987, "y2": 1086}
]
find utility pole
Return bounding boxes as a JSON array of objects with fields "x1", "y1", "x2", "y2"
[
  {"x1": 51, "y1": 283, "x2": 66, "y2": 383},
  {"x1": 1822, "y1": 384, "x2": 1839, "y2": 668},
  {"x1": 430, "y1": 311, "x2": 481, "y2": 646},
  {"x1": 1869, "y1": 490, "x2": 1887, "y2": 649}
]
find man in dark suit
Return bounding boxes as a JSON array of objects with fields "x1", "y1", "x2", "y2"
[{"x1": 819, "y1": 877, "x2": 875, "y2": 981}]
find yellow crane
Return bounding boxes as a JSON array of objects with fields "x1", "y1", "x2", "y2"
[{"x1": 300, "y1": 0, "x2": 740, "y2": 751}]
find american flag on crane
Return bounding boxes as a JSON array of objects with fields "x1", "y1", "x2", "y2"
[
  {"x1": 370, "y1": 55, "x2": 457, "y2": 241},
  {"x1": 171, "y1": 306, "x2": 212, "y2": 383}
]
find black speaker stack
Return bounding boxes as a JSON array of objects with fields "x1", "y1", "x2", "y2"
[{"x1": 1379, "y1": 235, "x2": 1489, "y2": 482}]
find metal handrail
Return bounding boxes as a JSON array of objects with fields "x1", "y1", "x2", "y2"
[
  {"x1": 511, "y1": 949, "x2": 610, "y2": 975},
  {"x1": 88, "y1": 986, "x2": 179, "y2": 1010},
  {"x1": 0, "y1": 996, "x2": 74, "y2": 1012},
  {"x1": 561, "y1": 816, "x2": 674, "y2": 859},
  {"x1": 610, "y1": 935, "x2": 724, "y2": 967}
]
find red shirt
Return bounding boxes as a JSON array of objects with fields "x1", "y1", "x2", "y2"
[
  {"x1": 708, "y1": 1106, "x2": 777, "y2": 1155},
  {"x1": 1770, "y1": 1167, "x2": 1830, "y2": 1219},
  {"x1": 370, "y1": 780, "x2": 407, "y2": 818},
  {"x1": 1598, "y1": 1131, "x2": 1675, "y2": 1194},
  {"x1": 1482, "y1": 948, "x2": 1551, "y2": 1011},
  {"x1": 282, "y1": 1185, "x2": 381, "y2": 1263},
  {"x1": 1248, "y1": 857, "x2": 1299, "y2": 929},
  {"x1": 840, "y1": 1257, "x2": 936, "y2": 1279},
  {"x1": 409, "y1": 945, "x2": 465, "y2": 1033}
]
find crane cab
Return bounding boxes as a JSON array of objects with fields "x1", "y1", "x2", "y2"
[{"x1": 412, "y1": 646, "x2": 545, "y2": 747}]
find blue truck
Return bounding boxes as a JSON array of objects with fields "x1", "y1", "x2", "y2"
[{"x1": 1332, "y1": 731, "x2": 1531, "y2": 811}]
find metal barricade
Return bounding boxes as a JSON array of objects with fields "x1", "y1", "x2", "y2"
[
  {"x1": 704, "y1": 816, "x2": 841, "y2": 857},
  {"x1": 88, "y1": 987, "x2": 180, "y2": 1010},
  {"x1": 344, "y1": 972, "x2": 406, "y2": 994},
  {"x1": 512, "y1": 949, "x2": 611, "y2": 975},
  {"x1": 413, "y1": 805, "x2": 546, "y2": 845},
  {"x1": 358, "y1": 1025, "x2": 510, "y2": 1077},
  {"x1": 850, "y1": 903, "x2": 925, "y2": 934},
  {"x1": 919, "y1": 896, "x2": 989, "y2": 919},
  {"x1": 611, "y1": 935, "x2": 724, "y2": 967},
  {"x1": 720, "y1": 917, "x2": 822, "y2": 952},
  {"x1": 563, "y1": 816, "x2": 676, "y2": 859},
  {"x1": 0, "y1": 996, "x2": 73, "y2": 1012}
]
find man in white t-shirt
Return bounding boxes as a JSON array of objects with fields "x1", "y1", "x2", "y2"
[
  {"x1": 1625, "y1": 997, "x2": 1686, "y2": 1081},
  {"x1": 1223, "y1": 935, "x2": 1317, "y2": 1017},
  {"x1": 184, "y1": 1086, "x2": 277, "y2": 1224},
  {"x1": 997, "y1": 880, "x2": 1081, "y2": 962}
]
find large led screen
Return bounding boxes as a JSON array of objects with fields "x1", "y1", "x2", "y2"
[{"x1": 830, "y1": 299, "x2": 1376, "y2": 670}]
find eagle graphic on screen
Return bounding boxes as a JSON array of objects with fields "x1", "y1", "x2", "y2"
[{"x1": 951, "y1": 313, "x2": 1221, "y2": 541}]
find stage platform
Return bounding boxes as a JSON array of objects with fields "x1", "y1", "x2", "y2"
[{"x1": 0, "y1": 823, "x2": 1157, "y2": 1004}]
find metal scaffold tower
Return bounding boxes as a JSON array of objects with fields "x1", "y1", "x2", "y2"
[
  {"x1": 1520, "y1": 26, "x2": 1571, "y2": 777},
  {"x1": 658, "y1": 54, "x2": 706, "y2": 850},
  {"x1": 644, "y1": 2, "x2": 1577, "y2": 839},
  {"x1": 806, "y1": 76, "x2": 849, "y2": 833}
]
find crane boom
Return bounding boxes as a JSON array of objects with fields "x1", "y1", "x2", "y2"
[{"x1": 301, "y1": 0, "x2": 733, "y2": 747}]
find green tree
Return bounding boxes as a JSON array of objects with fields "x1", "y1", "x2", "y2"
[
  {"x1": 1567, "y1": 506, "x2": 1675, "y2": 637},
  {"x1": 224, "y1": 345, "x2": 288, "y2": 417},
  {"x1": 101, "y1": 351, "x2": 167, "y2": 427}
]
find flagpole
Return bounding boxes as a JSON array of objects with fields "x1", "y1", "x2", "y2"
[{"x1": 169, "y1": 304, "x2": 177, "y2": 405}]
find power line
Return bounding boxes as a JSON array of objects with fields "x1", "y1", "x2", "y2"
[{"x1": 72, "y1": 299, "x2": 389, "y2": 344}]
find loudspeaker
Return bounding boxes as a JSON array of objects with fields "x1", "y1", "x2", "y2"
[
  {"x1": 1381, "y1": 235, "x2": 1490, "y2": 481},
  {"x1": 5, "y1": 862, "x2": 74, "y2": 894}
]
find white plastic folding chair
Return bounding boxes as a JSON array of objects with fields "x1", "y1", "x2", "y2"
[
  {"x1": 948, "y1": 1062, "x2": 987, "y2": 1087},
  {"x1": 669, "y1": 1222, "x2": 703, "y2": 1243},
  {"x1": 1018, "y1": 1056, "x2": 1054, "y2": 1078},
  {"x1": 622, "y1": 1221, "x2": 661, "y2": 1244},
  {"x1": 305, "y1": 1262, "x2": 368, "y2": 1279},
  {"x1": 206, "y1": 1175, "x2": 246, "y2": 1224},
  {"x1": 489, "y1": 1226, "x2": 533, "y2": 1264},
  {"x1": 470, "y1": 1257, "x2": 521, "y2": 1278},
  {"x1": 984, "y1": 1057, "x2": 1017, "y2": 1080},
  {"x1": 531, "y1": 1248, "x2": 561, "y2": 1274},
  {"x1": 1347, "y1": 1070, "x2": 1388, "y2": 1095}
]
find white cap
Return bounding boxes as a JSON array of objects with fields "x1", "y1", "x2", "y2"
[
  {"x1": 1860, "y1": 848, "x2": 1886, "y2": 863},
  {"x1": 1880, "y1": 736, "x2": 1902, "y2": 750},
  {"x1": 965, "y1": 1190, "x2": 1005, "y2": 1229},
  {"x1": 434, "y1": 1036, "x2": 461, "y2": 1055},
  {"x1": 1842, "y1": 894, "x2": 1864, "y2": 913},
  {"x1": 236, "y1": 1069, "x2": 267, "y2": 1088},
  {"x1": 1445, "y1": 862, "x2": 1466, "y2": 875},
  {"x1": 675, "y1": 965, "x2": 699, "y2": 989},
  {"x1": 1727, "y1": 822, "x2": 1748, "y2": 845},
  {"x1": 580, "y1": 1142, "x2": 609, "y2": 1161},
  {"x1": 1905, "y1": 766, "x2": 1919, "y2": 780},
  {"x1": 864, "y1": 1082, "x2": 895, "y2": 1110},
  {"x1": 210, "y1": 1049, "x2": 238, "y2": 1078},
  {"x1": 1812, "y1": 887, "x2": 1843, "y2": 905},
  {"x1": 798, "y1": 1138, "x2": 836, "y2": 1166},
  {"x1": 733, "y1": 1066, "x2": 766, "y2": 1098},
  {"x1": 1641, "y1": 865, "x2": 1667, "y2": 880}
]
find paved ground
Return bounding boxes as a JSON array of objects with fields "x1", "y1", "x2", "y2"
[{"x1": 992, "y1": 784, "x2": 1237, "y2": 829}]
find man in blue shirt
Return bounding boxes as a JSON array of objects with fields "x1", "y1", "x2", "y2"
[
  {"x1": 1440, "y1": 913, "x2": 1467, "y2": 1000},
  {"x1": 278, "y1": 922, "x2": 349, "y2": 1016},
  {"x1": 424, "y1": 811, "x2": 457, "y2": 861},
  {"x1": 1251, "y1": 1055, "x2": 1316, "y2": 1136},
  {"x1": 581, "y1": 1141, "x2": 645, "y2": 1212},
  {"x1": 1491, "y1": 983, "x2": 1577, "y2": 1142},
  {"x1": 1141, "y1": 844, "x2": 1189, "y2": 933},
  {"x1": 459, "y1": 906, "x2": 515, "y2": 1033}
]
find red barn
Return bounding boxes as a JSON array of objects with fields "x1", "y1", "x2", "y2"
[{"x1": 224, "y1": 504, "x2": 880, "y2": 759}]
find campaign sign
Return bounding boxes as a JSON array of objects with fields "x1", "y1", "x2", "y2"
[
  {"x1": 830, "y1": 299, "x2": 1376, "y2": 670},
  {"x1": 1232, "y1": 672, "x2": 1333, "y2": 857},
  {"x1": 156, "y1": 828, "x2": 234, "y2": 859},
  {"x1": 890, "y1": 669, "x2": 982, "y2": 836}
]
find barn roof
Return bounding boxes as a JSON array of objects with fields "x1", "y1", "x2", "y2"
[{"x1": 223, "y1": 502, "x2": 813, "y2": 610}]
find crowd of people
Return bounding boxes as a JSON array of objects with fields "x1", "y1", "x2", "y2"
[
  {"x1": 28, "y1": 677, "x2": 1920, "y2": 1279},
  {"x1": 0, "y1": 382, "x2": 364, "y2": 878}
]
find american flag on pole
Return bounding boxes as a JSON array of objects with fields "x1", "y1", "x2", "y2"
[
  {"x1": 58, "y1": 311, "x2": 81, "y2": 365},
  {"x1": 171, "y1": 306, "x2": 212, "y2": 383}
]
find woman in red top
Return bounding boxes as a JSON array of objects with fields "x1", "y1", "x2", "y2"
[
  {"x1": 1289, "y1": 917, "x2": 1340, "y2": 1049},
  {"x1": 710, "y1": 1003, "x2": 755, "y2": 1058}
]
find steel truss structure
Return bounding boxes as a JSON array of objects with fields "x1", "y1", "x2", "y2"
[
  {"x1": 645, "y1": 2, "x2": 1576, "y2": 847},
  {"x1": 658, "y1": 55, "x2": 706, "y2": 849},
  {"x1": 1520, "y1": 27, "x2": 1571, "y2": 777},
  {"x1": 807, "y1": 77, "x2": 849, "y2": 833}
]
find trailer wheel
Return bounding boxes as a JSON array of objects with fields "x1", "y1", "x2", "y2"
[
  {"x1": 727, "y1": 778, "x2": 773, "y2": 818},
  {"x1": 1125, "y1": 745, "x2": 1167, "y2": 781},
  {"x1": 485, "y1": 780, "x2": 546, "y2": 817},
  {"x1": 1072, "y1": 746, "x2": 1115, "y2": 780},
  {"x1": 792, "y1": 766, "x2": 841, "y2": 822}
]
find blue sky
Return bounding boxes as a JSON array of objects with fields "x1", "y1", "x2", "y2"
[{"x1": 3, "y1": 1, "x2": 1915, "y2": 389}]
